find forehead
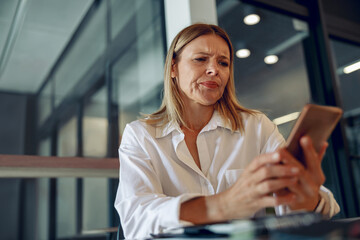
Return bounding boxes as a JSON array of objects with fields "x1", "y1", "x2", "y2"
[{"x1": 182, "y1": 34, "x2": 230, "y2": 57}]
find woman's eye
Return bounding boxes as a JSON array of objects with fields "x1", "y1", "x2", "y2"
[
  {"x1": 219, "y1": 61, "x2": 229, "y2": 67},
  {"x1": 194, "y1": 57, "x2": 206, "y2": 62}
]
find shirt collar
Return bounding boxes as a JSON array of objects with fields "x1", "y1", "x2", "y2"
[
  {"x1": 155, "y1": 110, "x2": 237, "y2": 138},
  {"x1": 155, "y1": 120, "x2": 181, "y2": 138}
]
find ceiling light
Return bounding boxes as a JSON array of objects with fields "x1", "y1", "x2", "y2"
[
  {"x1": 273, "y1": 112, "x2": 300, "y2": 125},
  {"x1": 264, "y1": 55, "x2": 279, "y2": 64},
  {"x1": 236, "y1": 49, "x2": 251, "y2": 58},
  {"x1": 343, "y1": 61, "x2": 360, "y2": 74},
  {"x1": 244, "y1": 14, "x2": 260, "y2": 25}
]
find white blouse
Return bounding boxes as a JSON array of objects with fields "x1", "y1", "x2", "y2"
[{"x1": 114, "y1": 111, "x2": 340, "y2": 239}]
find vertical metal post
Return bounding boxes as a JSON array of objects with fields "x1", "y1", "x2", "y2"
[
  {"x1": 48, "y1": 127, "x2": 58, "y2": 240},
  {"x1": 76, "y1": 102, "x2": 84, "y2": 234},
  {"x1": 105, "y1": 0, "x2": 121, "y2": 239},
  {"x1": 18, "y1": 179, "x2": 25, "y2": 240}
]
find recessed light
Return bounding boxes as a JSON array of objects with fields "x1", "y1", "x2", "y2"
[
  {"x1": 236, "y1": 49, "x2": 251, "y2": 58},
  {"x1": 343, "y1": 61, "x2": 360, "y2": 74},
  {"x1": 264, "y1": 55, "x2": 279, "y2": 64},
  {"x1": 244, "y1": 14, "x2": 260, "y2": 25}
]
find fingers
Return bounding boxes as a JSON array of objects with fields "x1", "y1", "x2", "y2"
[
  {"x1": 318, "y1": 142, "x2": 329, "y2": 160},
  {"x1": 257, "y1": 193, "x2": 295, "y2": 208},
  {"x1": 253, "y1": 177, "x2": 298, "y2": 198},
  {"x1": 299, "y1": 137, "x2": 326, "y2": 185},
  {"x1": 300, "y1": 136, "x2": 321, "y2": 171},
  {"x1": 242, "y1": 189, "x2": 296, "y2": 213},
  {"x1": 246, "y1": 152, "x2": 282, "y2": 173},
  {"x1": 287, "y1": 174, "x2": 315, "y2": 198},
  {"x1": 286, "y1": 175, "x2": 321, "y2": 211},
  {"x1": 249, "y1": 164, "x2": 300, "y2": 185},
  {"x1": 277, "y1": 148, "x2": 305, "y2": 169},
  {"x1": 237, "y1": 143, "x2": 327, "y2": 214}
]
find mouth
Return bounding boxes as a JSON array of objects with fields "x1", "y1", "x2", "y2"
[{"x1": 200, "y1": 81, "x2": 219, "y2": 89}]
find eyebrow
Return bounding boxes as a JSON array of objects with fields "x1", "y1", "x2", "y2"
[{"x1": 195, "y1": 52, "x2": 230, "y2": 61}]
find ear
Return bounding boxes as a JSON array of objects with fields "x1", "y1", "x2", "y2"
[{"x1": 171, "y1": 59, "x2": 177, "y2": 78}]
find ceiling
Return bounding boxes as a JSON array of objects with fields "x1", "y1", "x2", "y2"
[
  {"x1": 217, "y1": 0, "x2": 360, "y2": 119},
  {"x1": 0, "y1": 0, "x2": 92, "y2": 93}
]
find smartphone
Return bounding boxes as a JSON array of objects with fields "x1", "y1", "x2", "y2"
[{"x1": 285, "y1": 104, "x2": 343, "y2": 167}]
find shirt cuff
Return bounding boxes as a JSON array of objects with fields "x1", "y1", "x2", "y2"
[
  {"x1": 159, "y1": 193, "x2": 202, "y2": 232},
  {"x1": 315, "y1": 185, "x2": 340, "y2": 219},
  {"x1": 275, "y1": 186, "x2": 340, "y2": 218}
]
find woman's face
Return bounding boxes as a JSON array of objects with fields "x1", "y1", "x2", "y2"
[{"x1": 172, "y1": 34, "x2": 230, "y2": 108}]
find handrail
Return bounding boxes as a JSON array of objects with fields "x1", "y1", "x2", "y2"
[{"x1": 0, "y1": 154, "x2": 119, "y2": 178}]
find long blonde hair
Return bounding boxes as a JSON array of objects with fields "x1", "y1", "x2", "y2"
[{"x1": 144, "y1": 23, "x2": 255, "y2": 133}]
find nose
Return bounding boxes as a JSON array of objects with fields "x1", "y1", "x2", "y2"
[{"x1": 206, "y1": 60, "x2": 219, "y2": 76}]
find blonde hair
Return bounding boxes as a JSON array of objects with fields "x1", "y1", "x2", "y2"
[{"x1": 143, "y1": 23, "x2": 255, "y2": 132}]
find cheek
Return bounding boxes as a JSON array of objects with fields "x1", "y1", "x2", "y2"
[
  {"x1": 179, "y1": 70, "x2": 199, "y2": 86},
  {"x1": 221, "y1": 72, "x2": 230, "y2": 86}
]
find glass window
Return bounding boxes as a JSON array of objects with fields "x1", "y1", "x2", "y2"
[
  {"x1": 217, "y1": 0, "x2": 311, "y2": 138},
  {"x1": 110, "y1": 0, "x2": 163, "y2": 40},
  {"x1": 111, "y1": 0, "x2": 165, "y2": 136},
  {"x1": 57, "y1": 178, "x2": 77, "y2": 239},
  {"x1": 331, "y1": 40, "x2": 360, "y2": 113},
  {"x1": 36, "y1": 178, "x2": 50, "y2": 240},
  {"x1": 37, "y1": 80, "x2": 53, "y2": 127},
  {"x1": 56, "y1": 117, "x2": 78, "y2": 238},
  {"x1": 330, "y1": 39, "x2": 360, "y2": 203},
  {"x1": 110, "y1": 0, "x2": 136, "y2": 40},
  {"x1": 38, "y1": 137, "x2": 51, "y2": 157},
  {"x1": 54, "y1": 1, "x2": 106, "y2": 107},
  {"x1": 82, "y1": 178, "x2": 109, "y2": 231},
  {"x1": 57, "y1": 116, "x2": 77, "y2": 157},
  {"x1": 82, "y1": 86, "x2": 109, "y2": 231},
  {"x1": 36, "y1": 138, "x2": 51, "y2": 240},
  {"x1": 83, "y1": 87, "x2": 108, "y2": 158}
]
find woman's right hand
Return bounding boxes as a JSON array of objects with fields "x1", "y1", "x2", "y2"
[{"x1": 206, "y1": 151, "x2": 300, "y2": 221}]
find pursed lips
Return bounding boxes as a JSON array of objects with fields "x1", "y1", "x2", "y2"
[{"x1": 199, "y1": 81, "x2": 219, "y2": 89}]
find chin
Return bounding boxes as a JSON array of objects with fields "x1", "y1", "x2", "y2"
[{"x1": 199, "y1": 98, "x2": 220, "y2": 106}]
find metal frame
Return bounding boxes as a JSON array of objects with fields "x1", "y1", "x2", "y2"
[
  {"x1": 49, "y1": 127, "x2": 58, "y2": 240},
  {"x1": 76, "y1": 102, "x2": 84, "y2": 235},
  {"x1": 105, "y1": 0, "x2": 120, "y2": 236}
]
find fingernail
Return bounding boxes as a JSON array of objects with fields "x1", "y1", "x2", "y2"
[
  {"x1": 300, "y1": 137, "x2": 308, "y2": 145},
  {"x1": 272, "y1": 152, "x2": 280, "y2": 161}
]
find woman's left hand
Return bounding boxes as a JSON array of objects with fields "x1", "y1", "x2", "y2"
[{"x1": 276, "y1": 136, "x2": 328, "y2": 211}]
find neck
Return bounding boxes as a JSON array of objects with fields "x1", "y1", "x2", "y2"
[{"x1": 182, "y1": 103, "x2": 215, "y2": 131}]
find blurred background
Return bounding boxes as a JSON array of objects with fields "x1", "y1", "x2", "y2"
[{"x1": 0, "y1": 0, "x2": 359, "y2": 239}]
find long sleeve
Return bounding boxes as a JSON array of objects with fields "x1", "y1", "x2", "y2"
[
  {"x1": 315, "y1": 186, "x2": 340, "y2": 218},
  {"x1": 114, "y1": 125, "x2": 201, "y2": 239}
]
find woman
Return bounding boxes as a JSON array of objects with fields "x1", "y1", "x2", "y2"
[{"x1": 114, "y1": 23, "x2": 339, "y2": 238}]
